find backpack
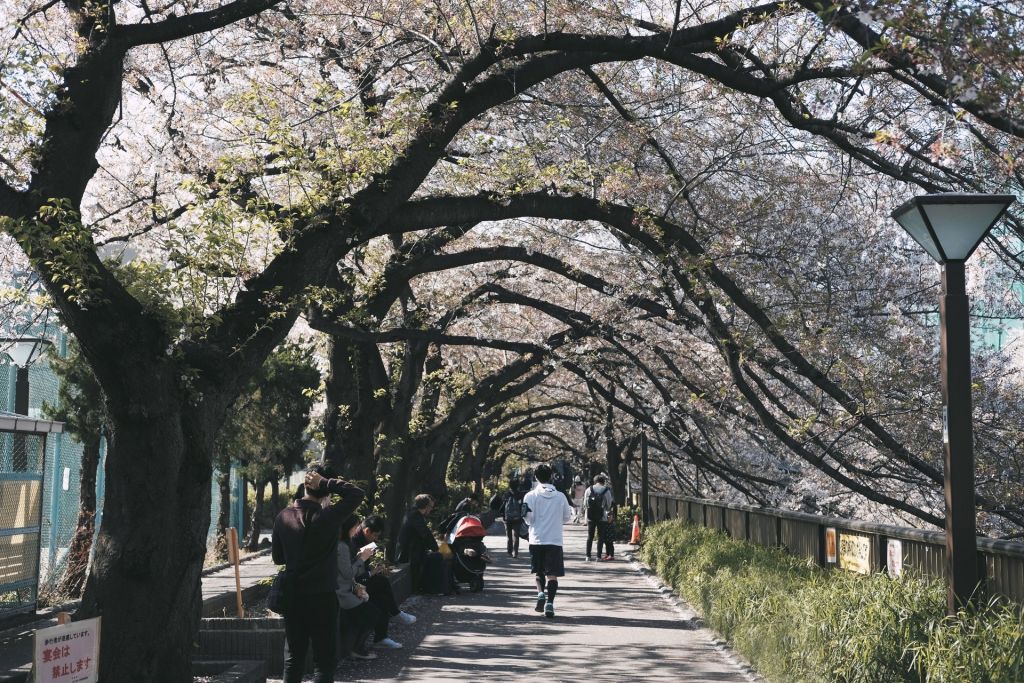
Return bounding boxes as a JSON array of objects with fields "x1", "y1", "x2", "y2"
[
  {"x1": 586, "y1": 487, "x2": 606, "y2": 521},
  {"x1": 504, "y1": 494, "x2": 523, "y2": 523}
]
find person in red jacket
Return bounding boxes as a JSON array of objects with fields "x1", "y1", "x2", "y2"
[{"x1": 272, "y1": 466, "x2": 364, "y2": 683}]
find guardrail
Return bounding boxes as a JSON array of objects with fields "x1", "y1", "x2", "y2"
[{"x1": 644, "y1": 493, "x2": 1024, "y2": 603}]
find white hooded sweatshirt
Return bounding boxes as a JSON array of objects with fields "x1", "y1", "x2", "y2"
[{"x1": 524, "y1": 483, "x2": 573, "y2": 546}]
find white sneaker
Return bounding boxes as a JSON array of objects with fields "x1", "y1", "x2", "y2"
[
  {"x1": 375, "y1": 637, "x2": 403, "y2": 649},
  {"x1": 397, "y1": 611, "x2": 417, "y2": 625}
]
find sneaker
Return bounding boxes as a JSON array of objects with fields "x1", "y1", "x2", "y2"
[
  {"x1": 601, "y1": 554, "x2": 614, "y2": 561},
  {"x1": 374, "y1": 637, "x2": 403, "y2": 649},
  {"x1": 584, "y1": 556, "x2": 593, "y2": 562},
  {"x1": 397, "y1": 611, "x2": 417, "y2": 625},
  {"x1": 512, "y1": 551, "x2": 518, "y2": 558},
  {"x1": 534, "y1": 592, "x2": 546, "y2": 612},
  {"x1": 544, "y1": 601, "x2": 555, "y2": 618},
  {"x1": 351, "y1": 650, "x2": 377, "y2": 660}
]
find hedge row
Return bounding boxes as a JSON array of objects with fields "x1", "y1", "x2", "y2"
[{"x1": 639, "y1": 520, "x2": 1024, "y2": 682}]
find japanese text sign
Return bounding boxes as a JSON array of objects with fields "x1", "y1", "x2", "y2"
[
  {"x1": 34, "y1": 617, "x2": 100, "y2": 683},
  {"x1": 839, "y1": 534, "x2": 872, "y2": 574}
]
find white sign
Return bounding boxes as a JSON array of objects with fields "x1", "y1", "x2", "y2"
[
  {"x1": 887, "y1": 539, "x2": 903, "y2": 576},
  {"x1": 34, "y1": 617, "x2": 100, "y2": 683}
]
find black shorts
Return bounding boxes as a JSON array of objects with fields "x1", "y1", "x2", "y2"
[{"x1": 529, "y1": 544, "x2": 565, "y2": 577}]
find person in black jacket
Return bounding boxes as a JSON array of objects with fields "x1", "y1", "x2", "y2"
[
  {"x1": 396, "y1": 494, "x2": 447, "y2": 594},
  {"x1": 272, "y1": 466, "x2": 364, "y2": 683}
]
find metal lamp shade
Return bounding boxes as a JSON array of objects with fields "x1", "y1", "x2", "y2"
[
  {"x1": 3, "y1": 338, "x2": 50, "y2": 367},
  {"x1": 891, "y1": 193, "x2": 1016, "y2": 262}
]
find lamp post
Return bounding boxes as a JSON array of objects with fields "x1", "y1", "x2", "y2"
[
  {"x1": 891, "y1": 192, "x2": 1016, "y2": 614},
  {"x1": 2, "y1": 337, "x2": 53, "y2": 470}
]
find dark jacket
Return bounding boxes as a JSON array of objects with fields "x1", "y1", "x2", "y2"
[
  {"x1": 395, "y1": 508, "x2": 437, "y2": 563},
  {"x1": 271, "y1": 478, "x2": 364, "y2": 596}
]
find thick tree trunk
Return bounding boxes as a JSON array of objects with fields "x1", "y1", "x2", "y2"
[
  {"x1": 76, "y1": 396, "x2": 217, "y2": 683},
  {"x1": 270, "y1": 478, "x2": 280, "y2": 515},
  {"x1": 57, "y1": 430, "x2": 102, "y2": 598},
  {"x1": 216, "y1": 470, "x2": 231, "y2": 562},
  {"x1": 245, "y1": 480, "x2": 266, "y2": 551},
  {"x1": 378, "y1": 437, "x2": 415, "y2": 562},
  {"x1": 323, "y1": 337, "x2": 385, "y2": 484}
]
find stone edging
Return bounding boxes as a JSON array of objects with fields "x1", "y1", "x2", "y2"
[{"x1": 623, "y1": 550, "x2": 765, "y2": 683}]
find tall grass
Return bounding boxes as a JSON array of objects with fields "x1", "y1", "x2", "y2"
[{"x1": 640, "y1": 520, "x2": 1024, "y2": 682}]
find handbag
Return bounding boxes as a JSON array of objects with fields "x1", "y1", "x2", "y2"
[
  {"x1": 267, "y1": 570, "x2": 290, "y2": 614},
  {"x1": 515, "y1": 518, "x2": 530, "y2": 540}
]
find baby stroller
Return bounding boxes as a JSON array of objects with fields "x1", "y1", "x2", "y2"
[{"x1": 451, "y1": 515, "x2": 491, "y2": 592}]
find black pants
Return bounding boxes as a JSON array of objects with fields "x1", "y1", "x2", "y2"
[
  {"x1": 366, "y1": 573, "x2": 399, "y2": 616},
  {"x1": 283, "y1": 592, "x2": 338, "y2": 683},
  {"x1": 587, "y1": 520, "x2": 613, "y2": 558},
  {"x1": 413, "y1": 551, "x2": 450, "y2": 594},
  {"x1": 506, "y1": 520, "x2": 520, "y2": 554},
  {"x1": 345, "y1": 600, "x2": 389, "y2": 642}
]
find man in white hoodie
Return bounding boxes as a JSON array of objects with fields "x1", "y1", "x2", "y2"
[{"x1": 523, "y1": 463, "x2": 573, "y2": 618}]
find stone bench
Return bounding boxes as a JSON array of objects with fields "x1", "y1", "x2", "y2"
[{"x1": 196, "y1": 563, "x2": 411, "y2": 676}]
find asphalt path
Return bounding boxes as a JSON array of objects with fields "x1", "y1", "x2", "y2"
[{"x1": 274, "y1": 522, "x2": 756, "y2": 683}]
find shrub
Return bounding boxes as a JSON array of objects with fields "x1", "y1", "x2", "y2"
[{"x1": 640, "y1": 519, "x2": 1024, "y2": 682}]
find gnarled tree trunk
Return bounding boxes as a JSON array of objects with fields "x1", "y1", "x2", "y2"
[
  {"x1": 56, "y1": 430, "x2": 102, "y2": 598},
  {"x1": 76, "y1": 379, "x2": 221, "y2": 682},
  {"x1": 245, "y1": 479, "x2": 266, "y2": 551}
]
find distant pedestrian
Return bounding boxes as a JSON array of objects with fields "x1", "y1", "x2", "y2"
[
  {"x1": 584, "y1": 474, "x2": 615, "y2": 561},
  {"x1": 272, "y1": 466, "x2": 364, "y2": 683},
  {"x1": 503, "y1": 478, "x2": 527, "y2": 558},
  {"x1": 523, "y1": 463, "x2": 573, "y2": 618},
  {"x1": 570, "y1": 476, "x2": 586, "y2": 524}
]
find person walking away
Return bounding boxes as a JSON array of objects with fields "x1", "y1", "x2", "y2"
[
  {"x1": 570, "y1": 476, "x2": 586, "y2": 524},
  {"x1": 503, "y1": 480, "x2": 526, "y2": 558},
  {"x1": 523, "y1": 463, "x2": 573, "y2": 618},
  {"x1": 396, "y1": 494, "x2": 450, "y2": 594},
  {"x1": 584, "y1": 474, "x2": 615, "y2": 561},
  {"x1": 350, "y1": 515, "x2": 416, "y2": 625},
  {"x1": 272, "y1": 466, "x2": 364, "y2": 683}
]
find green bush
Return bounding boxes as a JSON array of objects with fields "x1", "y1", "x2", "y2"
[{"x1": 640, "y1": 519, "x2": 1024, "y2": 683}]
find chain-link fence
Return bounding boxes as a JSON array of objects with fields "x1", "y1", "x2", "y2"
[
  {"x1": 0, "y1": 426, "x2": 50, "y2": 618},
  {"x1": 0, "y1": 345, "x2": 244, "y2": 618}
]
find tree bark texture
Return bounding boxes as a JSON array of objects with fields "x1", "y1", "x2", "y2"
[
  {"x1": 245, "y1": 480, "x2": 266, "y2": 551},
  {"x1": 57, "y1": 431, "x2": 102, "y2": 598},
  {"x1": 76, "y1": 392, "x2": 217, "y2": 683}
]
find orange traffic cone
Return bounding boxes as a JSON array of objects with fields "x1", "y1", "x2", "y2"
[{"x1": 630, "y1": 514, "x2": 641, "y2": 544}]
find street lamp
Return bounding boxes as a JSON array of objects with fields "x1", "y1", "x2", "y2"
[
  {"x1": 4, "y1": 338, "x2": 53, "y2": 415},
  {"x1": 891, "y1": 192, "x2": 1016, "y2": 614},
  {"x1": 2, "y1": 337, "x2": 53, "y2": 471}
]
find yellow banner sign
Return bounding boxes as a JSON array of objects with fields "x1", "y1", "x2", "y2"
[{"x1": 839, "y1": 534, "x2": 871, "y2": 574}]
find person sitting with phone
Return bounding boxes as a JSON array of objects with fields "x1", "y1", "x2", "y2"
[
  {"x1": 349, "y1": 515, "x2": 417, "y2": 626},
  {"x1": 337, "y1": 516, "x2": 401, "y2": 656}
]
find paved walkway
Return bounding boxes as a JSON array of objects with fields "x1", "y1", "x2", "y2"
[{"x1": 315, "y1": 523, "x2": 755, "y2": 683}]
